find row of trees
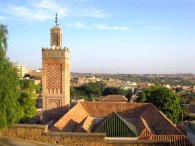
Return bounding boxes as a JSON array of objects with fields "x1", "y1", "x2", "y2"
[
  {"x1": 71, "y1": 82, "x2": 132, "y2": 100},
  {"x1": 0, "y1": 24, "x2": 36, "y2": 128}
]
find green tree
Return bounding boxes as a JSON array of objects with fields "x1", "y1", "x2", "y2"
[
  {"x1": 0, "y1": 25, "x2": 7, "y2": 59},
  {"x1": 18, "y1": 80, "x2": 36, "y2": 123},
  {"x1": 103, "y1": 87, "x2": 130, "y2": 96},
  {"x1": 82, "y1": 82, "x2": 103, "y2": 97},
  {"x1": 137, "y1": 92, "x2": 147, "y2": 102},
  {"x1": 103, "y1": 87, "x2": 120, "y2": 95},
  {"x1": 35, "y1": 83, "x2": 42, "y2": 95},
  {"x1": 0, "y1": 24, "x2": 22, "y2": 128},
  {"x1": 70, "y1": 86, "x2": 75, "y2": 99},
  {"x1": 136, "y1": 85, "x2": 181, "y2": 124},
  {"x1": 71, "y1": 82, "x2": 104, "y2": 100}
]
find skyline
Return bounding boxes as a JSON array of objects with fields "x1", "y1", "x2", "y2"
[{"x1": 0, "y1": 0, "x2": 195, "y2": 74}]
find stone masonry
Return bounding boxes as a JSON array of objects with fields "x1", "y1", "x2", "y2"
[
  {"x1": 0, "y1": 124, "x2": 171, "y2": 146},
  {"x1": 42, "y1": 16, "x2": 70, "y2": 123}
]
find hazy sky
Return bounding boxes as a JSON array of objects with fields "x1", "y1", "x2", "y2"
[{"x1": 0, "y1": 0, "x2": 195, "y2": 74}]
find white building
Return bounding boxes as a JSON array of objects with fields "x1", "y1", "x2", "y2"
[{"x1": 14, "y1": 64, "x2": 26, "y2": 78}]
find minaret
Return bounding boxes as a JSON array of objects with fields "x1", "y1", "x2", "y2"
[
  {"x1": 50, "y1": 13, "x2": 62, "y2": 47},
  {"x1": 42, "y1": 14, "x2": 70, "y2": 123}
]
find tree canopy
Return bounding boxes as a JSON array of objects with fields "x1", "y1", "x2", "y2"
[
  {"x1": 35, "y1": 83, "x2": 42, "y2": 95},
  {"x1": 136, "y1": 85, "x2": 181, "y2": 124},
  {"x1": 71, "y1": 82, "x2": 133, "y2": 101},
  {"x1": 0, "y1": 24, "x2": 36, "y2": 128},
  {"x1": 71, "y1": 82, "x2": 104, "y2": 100},
  {"x1": 0, "y1": 25, "x2": 8, "y2": 59},
  {"x1": 0, "y1": 24, "x2": 22, "y2": 128},
  {"x1": 18, "y1": 80, "x2": 36, "y2": 123}
]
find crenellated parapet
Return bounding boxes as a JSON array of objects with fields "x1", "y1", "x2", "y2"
[{"x1": 42, "y1": 47, "x2": 70, "y2": 59}]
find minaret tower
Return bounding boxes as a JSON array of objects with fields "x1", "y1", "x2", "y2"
[{"x1": 42, "y1": 14, "x2": 70, "y2": 123}]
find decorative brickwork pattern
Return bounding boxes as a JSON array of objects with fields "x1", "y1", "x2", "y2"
[
  {"x1": 46, "y1": 63, "x2": 62, "y2": 91},
  {"x1": 42, "y1": 47, "x2": 69, "y2": 59}
]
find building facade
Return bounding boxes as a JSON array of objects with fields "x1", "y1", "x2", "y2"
[
  {"x1": 14, "y1": 64, "x2": 26, "y2": 78},
  {"x1": 42, "y1": 15, "x2": 70, "y2": 123}
]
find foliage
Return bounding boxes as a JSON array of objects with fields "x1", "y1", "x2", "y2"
[
  {"x1": 103, "y1": 87, "x2": 121, "y2": 95},
  {"x1": 0, "y1": 24, "x2": 36, "y2": 127},
  {"x1": 137, "y1": 92, "x2": 147, "y2": 103},
  {"x1": 81, "y1": 82, "x2": 104, "y2": 97},
  {"x1": 71, "y1": 82, "x2": 133, "y2": 101},
  {"x1": 103, "y1": 87, "x2": 132, "y2": 98},
  {"x1": 23, "y1": 74, "x2": 38, "y2": 80},
  {"x1": 179, "y1": 91, "x2": 195, "y2": 104},
  {"x1": 35, "y1": 83, "x2": 42, "y2": 95},
  {"x1": 18, "y1": 80, "x2": 36, "y2": 122},
  {"x1": 70, "y1": 86, "x2": 86, "y2": 100},
  {"x1": 0, "y1": 24, "x2": 22, "y2": 128},
  {"x1": 0, "y1": 60, "x2": 23, "y2": 128},
  {"x1": 20, "y1": 79, "x2": 34, "y2": 90},
  {"x1": 125, "y1": 89, "x2": 133, "y2": 101},
  {"x1": 72, "y1": 82, "x2": 104, "y2": 100},
  {"x1": 136, "y1": 85, "x2": 181, "y2": 124},
  {"x1": 0, "y1": 24, "x2": 8, "y2": 59}
]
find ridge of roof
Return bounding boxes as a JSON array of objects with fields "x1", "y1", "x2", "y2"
[
  {"x1": 74, "y1": 116, "x2": 94, "y2": 132},
  {"x1": 139, "y1": 116, "x2": 154, "y2": 135},
  {"x1": 74, "y1": 116, "x2": 88, "y2": 132},
  {"x1": 80, "y1": 116, "x2": 94, "y2": 132},
  {"x1": 80, "y1": 101, "x2": 148, "y2": 105},
  {"x1": 79, "y1": 101, "x2": 150, "y2": 118},
  {"x1": 91, "y1": 114, "x2": 110, "y2": 132}
]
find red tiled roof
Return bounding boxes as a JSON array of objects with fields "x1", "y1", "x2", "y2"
[
  {"x1": 141, "y1": 104, "x2": 183, "y2": 135},
  {"x1": 99, "y1": 95, "x2": 128, "y2": 102},
  {"x1": 51, "y1": 101, "x2": 183, "y2": 136},
  {"x1": 50, "y1": 102, "x2": 88, "y2": 132},
  {"x1": 74, "y1": 116, "x2": 94, "y2": 132},
  {"x1": 80, "y1": 101, "x2": 148, "y2": 118}
]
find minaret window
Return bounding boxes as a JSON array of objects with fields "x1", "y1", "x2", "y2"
[
  {"x1": 52, "y1": 33, "x2": 59, "y2": 46},
  {"x1": 50, "y1": 13, "x2": 62, "y2": 47}
]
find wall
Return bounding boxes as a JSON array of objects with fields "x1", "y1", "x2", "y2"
[{"x1": 0, "y1": 124, "x2": 171, "y2": 146}]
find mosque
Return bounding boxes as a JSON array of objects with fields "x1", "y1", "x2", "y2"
[{"x1": 41, "y1": 14, "x2": 192, "y2": 145}]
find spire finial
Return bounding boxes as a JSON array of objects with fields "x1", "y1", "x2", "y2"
[{"x1": 55, "y1": 13, "x2": 59, "y2": 26}]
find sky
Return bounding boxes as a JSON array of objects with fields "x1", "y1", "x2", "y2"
[{"x1": 0, "y1": 0, "x2": 195, "y2": 74}]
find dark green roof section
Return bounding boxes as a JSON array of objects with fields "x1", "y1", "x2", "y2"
[{"x1": 94, "y1": 112, "x2": 138, "y2": 137}]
